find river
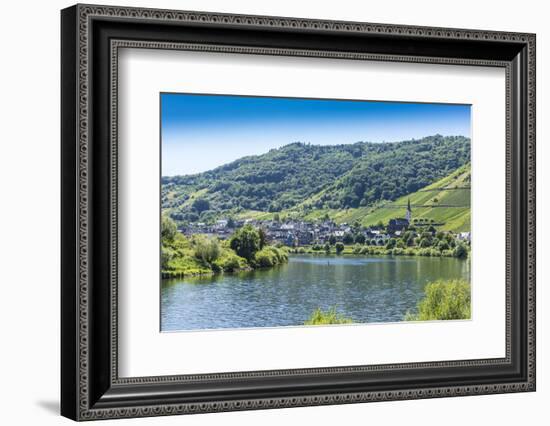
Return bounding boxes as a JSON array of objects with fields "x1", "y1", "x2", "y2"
[{"x1": 161, "y1": 254, "x2": 470, "y2": 331}]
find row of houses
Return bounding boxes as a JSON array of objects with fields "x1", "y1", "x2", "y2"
[
  {"x1": 180, "y1": 216, "x2": 422, "y2": 247},
  {"x1": 181, "y1": 217, "x2": 471, "y2": 247}
]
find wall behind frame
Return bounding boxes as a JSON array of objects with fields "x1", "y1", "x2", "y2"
[{"x1": 0, "y1": 0, "x2": 546, "y2": 425}]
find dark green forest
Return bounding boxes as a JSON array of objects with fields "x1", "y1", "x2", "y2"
[{"x1": 162, "y1": 135, "x2": 470, "y2": 224}]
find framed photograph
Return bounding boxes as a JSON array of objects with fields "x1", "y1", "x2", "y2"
[{"x1": 61, "y1": 4, "x2": 536, "y2": 421}]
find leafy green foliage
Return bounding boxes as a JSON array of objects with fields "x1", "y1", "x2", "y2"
[
  {"x1": 161, "y1": 215, "x2": 177, "y2": 241},
  {"x1": 254, "y1": 246, "x2": 289, "y2": 267},
  {"x1": 405, "y1": 279, "x2": 471, "y2": 321},
  {"x1": 304, "y1": 307, "x2": 353, "y2": 325},
  {"x1": 343, "y1": 232, "x2": 354, "y2": 244},
  {"x1": 193, "y1": 235, "x2": 221, "y2": 265},
  {"x1": 229, "y1": 224, "x2": 261, "y2": 261},
  {"x1": 453, "y1": 243, "x2": 468, "y2": 259},
  {"x1": 191, "y1": 198, "x2": 210, "y2": 214}
]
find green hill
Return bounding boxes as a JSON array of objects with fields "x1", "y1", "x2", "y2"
[
  {"x1": 162, "y1": 135, "x2": 470, "y2": 226},
  {"x1": 268, "y1": 164, "x2": 470, "y2": 232}
]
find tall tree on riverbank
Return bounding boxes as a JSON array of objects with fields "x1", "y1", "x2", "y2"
[{"x1": 229, "y1": 225, "x2": 261, "y2": 262}]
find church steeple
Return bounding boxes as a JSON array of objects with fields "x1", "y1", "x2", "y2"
[{"x1": 406, "y1": 198, "x2": 412, "y2": 222}]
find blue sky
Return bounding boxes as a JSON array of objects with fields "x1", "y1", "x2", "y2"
[{"x1": 161, "y1": 93, "x2": 471, "y2": 176}]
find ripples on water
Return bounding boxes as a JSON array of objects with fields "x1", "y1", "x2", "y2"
[{"x1": 161, "y1": 254, "x2": 470, "y2": 332}]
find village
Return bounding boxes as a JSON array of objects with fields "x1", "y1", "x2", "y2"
[{"x1": 178, "y1": 201, "x2": 471, "y2": 248}]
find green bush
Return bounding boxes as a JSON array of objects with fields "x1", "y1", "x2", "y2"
[
  {"x1": 418, "y1": 248, "x2": 432, "y2": 256},
  {"x1": 437, "y1": 240, "x2": 450, "y2": 251},
  {"x1": 161, "y1": 245, "x2": 175, "y2": 267},
  {"x1": 453, "y1": 244, "x2": 468, "y2": 259},
  {"x1": 335, "y1": 242, "x2": 345, "y2": 254},
  {"x1": 216, "y1": 253, "x2": 245, "y2": 272},
  {"x1": 193, "y1": 236, "x2": 221, "y2": 265},
  {"x1": 304, "y1": 307, "x2": 353, "y2": 325},
  {"x1": 254, "y1": 246, "x2": 289, "y2": 268},
  {"x1": 405, "y1": 279, "x2": 471, "y2": 321},
  {"x1": 385, "y1": 238, "x2": 396, "y2": 249},
  {"x1": 161, "y1": 215, "x2": 178, "y2": 242}
]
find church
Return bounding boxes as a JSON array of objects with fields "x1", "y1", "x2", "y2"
[{"x1": 387, "y1": 199, "x2": 412, "y2": 234}]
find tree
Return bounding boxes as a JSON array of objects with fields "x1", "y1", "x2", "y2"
[
  {"x1": 437, "y1": 240, "x2": 450, "y2": 251},
  {"x1": 354, "y1": 233, "x2": 366, "y2": 244},
  {"x1": 324, "y1": 242, "x2": 331, "y2": 253},
  {"x1": 386, "y1": 238, "x2": 396, "y2": 249},
  {"x1": 258, "y1": 227, "x2": 267, "y2": 249},
  {"x1": 343, "y1": 232, "x2": 354, "y2": 245},
  {"x1": 273, "y1": 213, "x2": 280, "y2": 222},
  {"x1": 453, "y1": 244, "x2": 468, "y2": 259},
  {"x1": 161, "y1": 215, "x2": 177, "y2": 242},
  {"x1": 192, "y1": 198, "x2": 210, "y2": 214},
  {"x1": 227, "y1": 217, "x2": 236, "y2": 228},
  {"x1": 419, "y1": 238, "x2": 432, "y2": 248},
  {"x1": 421, "y1": 231, "x2": 433, "y2": 241},
  {"x1": 194, "y1": 236, "x2": 221, "y2": 264},
  {"x1": 335, "y1": 242, "x2": 345, "y2": 254},
  {"x1": 329, "y1": 235, "x2": 337, "y2": 245},
  {"x1": 229, "y1": 225, "x2": 261, "y2": 261}
]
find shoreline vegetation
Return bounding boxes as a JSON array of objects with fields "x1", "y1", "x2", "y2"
[
  {"x1": 161, "y1": 216, "x2": 288, "y2": 278},
  {"x1": 306, "y1": 279, "x2": 471, "y2": 325}
]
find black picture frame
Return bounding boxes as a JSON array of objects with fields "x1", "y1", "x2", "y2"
[{"x1": 61, "y1": 4, "x2": 536, "y2": 421}]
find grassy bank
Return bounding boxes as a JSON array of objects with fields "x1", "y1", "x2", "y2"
[{"x1": 304, "y1": 308, "x2": 353, "y2": 325}]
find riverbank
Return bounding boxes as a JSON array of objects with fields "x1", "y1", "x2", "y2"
[
  {"x1": 289, "y1": 243, "x2": 469, "y2": 258},
  {"x1": 161, "y1": 217, "x2": 288, "y2": 278}
]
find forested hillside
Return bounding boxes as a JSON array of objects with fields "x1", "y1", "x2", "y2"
[{"x1": 162, "y1": 135, "x2": 470, "y2": 225}]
